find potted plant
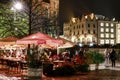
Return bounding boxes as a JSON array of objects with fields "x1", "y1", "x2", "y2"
[
  {"x1": 85, "y1": 50, "x2": 105, "y2": 70},
  {"x1": 27, "y1": 45, "x2": 42, "y2": 79}
]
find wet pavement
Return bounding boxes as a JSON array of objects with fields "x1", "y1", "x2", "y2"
[
  {"x1": 42, "y1": 62, "x2": 120, "y2": 80},
  {"x1": 0, "y1": 63, "x2": 120, "y2": 80},
  {"x1": 42, "y1": 69, "x2": 120, "y2": 80}
]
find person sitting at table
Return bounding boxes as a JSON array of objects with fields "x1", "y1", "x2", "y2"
[
  {"x1": 53, "y1": 54, "x2": 59, "y2": 61},
  {"x1": 19, "y1": 50, "x2": 27, "y2": 61},
  {"x1": 6, "y1": 50, "x2": 11, "y2": 57},
  {"x1": 58, "y1": 53, "x2": 64, "y2": 60},
  {"x1": 11, "y1": 50, "x2": 16, "y2": 58},
  {"x1": 64, "y1": 50, "x2": 70, "y2": 61}
]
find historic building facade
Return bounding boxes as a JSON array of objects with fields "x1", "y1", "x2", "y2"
[
  {"x1": 116, "y1": 23, "x2": 120, "y2": 44},
  {"x1": 64, "y1": 13, "x2": 98, "y2": 45},
  {"x1": 63, "y1": 13, "x2": 118, "y2": 45},
  {"x1": 97, "y1": 20, "x2": 116, "y2": 45},
  {"x1": 31, "y1": 0, "x2": 59, "y2": 37}
]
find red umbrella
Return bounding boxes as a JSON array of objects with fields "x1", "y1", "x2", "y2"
[
  {"x1": 0, "y1": 36, "x2": 19, "y2": 45},
  {"x1": 16, "y1": 32, "x2": 63, "y2": 46},
  {"x1": 0, "y1": 36, "x2": 19, "y2": 42}
]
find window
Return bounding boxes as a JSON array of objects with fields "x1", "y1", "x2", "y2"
[
  {"x1": 78, "y1": 31, "x2": 79, "y2": 35},
  {"x1": 88, "y1": 30, "x2": 90, "y2": 34},
  {"x1": 93, "y1": 24, "x2": 95, "y2": 28},
  {"x1": 82, "y1": 30, "x2": 84, "y2": 34},
  {"x1": 79, "y1": 25, "x2": 80, "y2": 28},
  {"x1": 100, "y1": 39, "x2": 104, "y2": 44},
  {"x1": 105, "y1": 39, "x2": 109, "y2": 44},
  {"x1": 93, "y1": 30, "x2": 95, "y2": 34},
  {"x1": 88, "y1": 24, "x2": 90, "y2": 27},
  {"x1": 111, "y1": 34, "x2": 114, "y2": 38},
  {"x1": 100, "y1": 22, "x2": 104, "y2": 26},
  {"x1": 105, "y1": 34, "x2": 109, "y2": 38},
  {"x1": 100, "y1": 28, "x2": 104, "y2": 32},
  {"x1": 82, "y1": 38, "x2": 85, "y2": 42},
  {"x1": 74, "y1": 26, "x2": 75, "y2": 29},
  {"x1": 111, "y1": 28, "x2": 114, "y2": 32},
  {"x1": 74, "y1": 32, "x2": 75, "y2": 35},
  {"x1": 87, "y1": 38, "x2": 90, "y2": 42},
  {"x1": 100, "y1": 34, "x2": 104, "y2": 38},
  {"x1": 110, "y1": 40, "x2": 114, "y2": 44},
  {"x1": 106, "y1": 28, "x2": 109, "y2": 32},
  {"x1": 82, "y1": 24, "x2": 84, "y2": 28},
  {"x1": 106, "y1": 23, "x2": 109, "y2": 26},
  {"x1": 111, "y1": 23, "x2": 114, "y2": 27},
  {"x1": 85, "y1": 16, "x2": 88, "y2": 19}
]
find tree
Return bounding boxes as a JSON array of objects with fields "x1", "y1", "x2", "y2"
[
  {"x1": 0, "y1": 2, "x2": 28, "y2": 38},
  {"x1": 23, "y1": 0, "x2": 59, "y2": 36},
  {"x1": 0, "y1": 0, "x2": 58, "y2": 38},
  {"x1": 22, "y1": 0, "x2": 50, "y2": 34}
]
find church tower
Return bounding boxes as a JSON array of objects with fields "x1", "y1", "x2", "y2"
[
  {"x1": 31, "y1": 0, "x2": 60, "y2": 37},
  {"x1": 49, "y1": 0, "x2": 60, "y2": 37}
]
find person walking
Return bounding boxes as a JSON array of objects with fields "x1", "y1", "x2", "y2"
[
  {"x1": 109, "y1": 49, "x2": 116, "y2": 67},
  {"x1": 104, "y1": 48, "x2": 110, "y2": 66}
]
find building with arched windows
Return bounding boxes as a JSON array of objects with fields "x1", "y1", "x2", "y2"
[
  {"x1": 64, "y1": 13, "x2": 97, "y2": 45},
  {"x1": 116, "y1": 23, "x2": 120, "y2": 44},
  {"x1": 63, "y1": 13, "x2": 118, "y2": 45}
]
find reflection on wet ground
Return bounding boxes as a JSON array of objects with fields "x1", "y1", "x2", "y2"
[{"x1": 43, "y1": 70, "x2": 120, "y2": 80}]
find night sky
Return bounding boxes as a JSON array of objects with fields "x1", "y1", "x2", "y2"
[
  {"x1": 0, "y1": 0, "x2": 119, "y2": 21},
  {"x1": 59, "y1": 0, "x2": 120, "y2": 23},
  {"x1": 0, "y1": 0, "x2": 120, "y2": 28}
]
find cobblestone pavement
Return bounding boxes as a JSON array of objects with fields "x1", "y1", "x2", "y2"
[
  {"x1": 42, "y1": 70, "x2": 120, "y2": 80},
  {"x1": 1, "y1": 62, "x2": 120, "y2": 80},
  {"x1": 42, "y1": 62, "x2": 120, "y2": 80}
]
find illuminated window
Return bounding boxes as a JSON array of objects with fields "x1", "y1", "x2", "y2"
[
  {"x1": 100, "y1": 28, "x2": 104, "y2": 32},
  {"x1": 100, "y1": 34, "x2": 104, "y2": 38},
  {"x1": 100, "y1": 39, "x2": 104, "y2": 44},
  {"x1": 100, "y1": 23, "x2": 104, "y2": 26},
  {"x1": 111, "y1": 34, "x2": 114, "y2": 38},
  {"x1": 106, "y1": 23, "x2": 109, "y2": 26},
  {"x1": 72, "y1": 18, "x2": 76, "y2": 23},
  {"x1": 111, "y1": 28, "x2": 114, "y2": 32},
  {"x1": 105, "y1": 34, "x2": 109, "y2": 38},
  {"x1": 87, "y1": 38, "x2": 90, "y2": 42},
  {"x1": 105, "y1": 39, "x2": 109, "y2": 44},
  {"x1": 85, "y1": 16, "x2": 88, "y2": 19},
  {"x1": 111, "y1": 23, "x2": 114, "y2": 27},
  {"x1": 106, "y1": 28, "x2": 109, "y2": 32},
  {"x1": 96, "y1": 17, "x2": 98, "y2": 19},
  {"x1": 82, "y1": 38, "x2": 85, "y2": 42},
  {"x1": 118, "y1": 35, "x2": 120, "y2": 37},
  {"x1": 110, "y1": 40, "x2": 114, "y2": 44}
]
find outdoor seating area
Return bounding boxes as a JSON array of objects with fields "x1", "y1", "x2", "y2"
[
  {"x1": 0, "y1": 32, "x2": 106, "y2": 78},
  {"x1": 0, "y1": 32, "x2": 81, "y2": 77}
]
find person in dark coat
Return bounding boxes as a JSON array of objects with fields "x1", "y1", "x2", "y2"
[{"x1": 109, "y1": 49, "x2": 116, "y2": 67}]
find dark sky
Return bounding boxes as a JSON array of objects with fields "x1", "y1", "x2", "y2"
[
  {"x1": 0, "y1": 0, "x2": 120, "y2": 27},
  {"x1": 59, "y1": 0, "x2": 120, "y2": 23}
]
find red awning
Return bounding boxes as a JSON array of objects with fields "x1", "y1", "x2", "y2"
[{"x1": 16, "y1": 32, "x2": 63, "y2": 47}]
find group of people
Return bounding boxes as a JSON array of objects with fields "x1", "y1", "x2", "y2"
[
  {"x1": 1, "y1": 49, "x2": 27, "y2": 61},
  {"x1": 104, "y1": 48, "x2": 117, "y2": 67}
]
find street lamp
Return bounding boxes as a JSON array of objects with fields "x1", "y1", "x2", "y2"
[
  {"x1": 11, "y1": 1, "x2": 23, "y2": 20},
  {"x1": 14, "y1": 2, "x2": 23, "y2": 10},
  {"x1": 11, "y1": 0, "x2": 32, "y2": 35}
]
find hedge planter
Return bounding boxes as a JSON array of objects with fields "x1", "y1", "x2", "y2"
[
  {"x1": 43, "y1": 63, "x2": 53, "y2": 76},
  {"x1": 85, "y1": 50, "x2": 105, "y2": 70},
  {"x1": 28, "y1": 68, "x2": 42, "y2": 79},
  {"x1": 53, "y1": 65, "x2": 76, "y2": 76},
  {"x1": 75, "y1": 64, "x2": 89, "y2": 72}
]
